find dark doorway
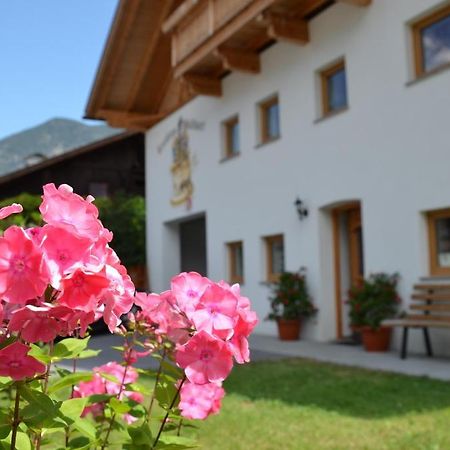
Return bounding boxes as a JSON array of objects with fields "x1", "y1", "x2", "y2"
[{"x1": 179, "y1": 216, "x2": 207, "y2": 275}]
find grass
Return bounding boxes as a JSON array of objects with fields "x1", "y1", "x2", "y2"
[{"x1": 194, "y1": 358, "x2": 450, "y2": 450}]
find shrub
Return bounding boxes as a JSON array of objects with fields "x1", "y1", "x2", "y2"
[
  {"x1": 348, "y1": 272, "x2": 401, "y2": 330},
  {"x1": 267, "y1": 269, "x2": 317, "y2": 320}
]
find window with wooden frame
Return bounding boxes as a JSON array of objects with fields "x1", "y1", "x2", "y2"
[
  {"x1": 264, "y1": 234, "x2": 284, "y2": 282},
  {"x1": 259, "y1": 95, "x2": 280, "y2": 144},
  {"x1": 222, "y1": 115, "x2": 240, "y2": 158},
  {"x1": 412, "y1": 4, "x2": 450, "y2": 78},
  {"x1": 227, "y1": 241, "x2": 244, "y2": 284},
  {"x1": 428, "y1": 208, "x2": 450, "y2": 276},
  {"x1": 320, "y1": 60, "x2": 348, "y2": 116}
]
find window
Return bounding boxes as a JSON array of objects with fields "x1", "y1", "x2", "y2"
[
  {"x1": 412, "y1": 5, "x2": 450, "y2": 77},
  {"x1": 227, "y1": 241, "x2": 244, "y2": 284},
  {"x1": 223, "y1": 116, "x2": 240, "y2": 158},
  {"x1": 320, "y1": 60, "x2": 348, "y2": 116},
  {"x1": 259, "y1": 95, "x2": 280, "y2": 143},
  {"x1": 428, "y1": 209, "x2": 450, "y2": 275},
  {"x1": 264, "y1": 234, "x2": 284, "y2": 282}
]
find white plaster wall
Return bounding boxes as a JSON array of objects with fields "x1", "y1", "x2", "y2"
[{"x1": 146, "y1": 0, "x2": 450, "y2": 355}]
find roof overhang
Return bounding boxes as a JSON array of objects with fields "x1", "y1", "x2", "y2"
[{"x1": 85, "y1": 0, "x2": 371, "y2": 131}]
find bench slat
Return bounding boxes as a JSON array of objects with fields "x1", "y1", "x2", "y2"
[
  {"x1": 411, "y1": 293, "x2": 450, "y2": 301},
  {"x1": 414, "y1": 284, "x2": 450, "y2": 291},
  {"x1": 383, "y1": 319, "x2": 450, "y2": 328},
  {"x1": 410, "y1": 304, "x2": 450, "y2": 312},
  {"x1": 406, "y1": 314, "x2": 450, "y2": 322}
]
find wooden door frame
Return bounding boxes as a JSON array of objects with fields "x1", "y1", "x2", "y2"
[{"x1": 332, "y1": 202, "x2": 361, "y2": 339}]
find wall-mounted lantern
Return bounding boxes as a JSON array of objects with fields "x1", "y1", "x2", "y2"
[{"x1": 294, "y1": 197, "x2": 308, "y2": 220}]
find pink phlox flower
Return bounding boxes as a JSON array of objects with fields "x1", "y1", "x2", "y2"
[
  {"x1": 25, "y1": 227, "x2": 45, "y2": 245},
  {"x1": 227, "y1": 309, "x2": 258, "y2": 364},
  {"x1": 171, "y1": 272, "x2": 211, "y2": 315},
  {"x1": 58, "y1": 267, "x2": 110, "y2": 312},
  {"x1": 176, "y1": 330, "x2": 233, "y2": 385},
  {"x1": 0, "y1": 203, "x2": 22, "y2": 220},
  {"x1": 190, "y1": 284, "x2": 238, "y2": 338},
  {"x1": 39, "y1": 183, "x2": 103, "y2": 241},
  {"x1": 123, "y1": 345, "x2": 150, "y2": 365},
  {"x1": 73, "y1": 373, "x2": 107, "y2": 417},
  {"x1": 135, "y1": 291, "x2": 191, "y2": 339},
  {"x1": 41, "y1": 225, "x2": 93, "y2": 287},
  {"x1": 0, "y1": 342, "x2": 46, "y2": 380},
  {"x1": 179, "y1": 381, "x2": 225, "y2": 420},
  {"x1": 102, "y1": 265, "x2": 135, "y2": 332},
  {"x1": 0, "y1": 226, "x2": 50, "y2": 304},
  {"x1": 8, "y1": 303, "x2": 64, "y2": 343},
  {"x1": 94, "y1": 361, "x2": 138, "y2": 395}
]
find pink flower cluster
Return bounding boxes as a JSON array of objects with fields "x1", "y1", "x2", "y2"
[
  {"x1": 0, "y1": 184, "x2": 135, "y2": 380},
  {"x1": 74, "y1": 361, "x2": 143, "y2": 424},
  {"x1": 135, "y1": 272, "x2": 258, "y2": 420}
]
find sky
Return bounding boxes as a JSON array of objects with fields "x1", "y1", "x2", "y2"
[{"x1": 0, "y1": 0, "x2": 118, "y2": 140}]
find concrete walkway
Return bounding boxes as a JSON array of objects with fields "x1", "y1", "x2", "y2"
[
  {"x1": 74, "y1": 333, "x2": 450, "y2": 381},
  {"x1": 249, "y1": 334, "x2": 450, "y2": 381}
]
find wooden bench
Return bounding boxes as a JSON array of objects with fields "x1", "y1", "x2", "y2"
[{"x1": 382, "y1": 283, "x2": 450, "y2": 359}]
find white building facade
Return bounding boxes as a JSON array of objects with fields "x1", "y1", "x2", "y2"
[{"x1": 105, "y1": 0, "x2": 450, "y2": 354}]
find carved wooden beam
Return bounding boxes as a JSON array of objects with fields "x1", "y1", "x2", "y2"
[
  {"x1": 173, "y1": 0, "x2": 276, "y2": 78},
  {"x1": 336, "y1": 0, "x2": 372, "y2": 6},
  {"x1": 266, "y1": 14, "x2": 309, "y2": 45},
  {"x1": 182, "y1": 74, "x2": 222, "y2": 97},
  {"x1": 215, "y1": 47, "x2": 261, "y2": 74}
]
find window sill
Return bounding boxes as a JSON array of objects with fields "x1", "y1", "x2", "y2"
[
  {"x1": 314, "y1": 106, "x2": 349, "y2": 124},
  {"x1": 219, "y1": 152, "x2": 240, "y2": 163},
  {"x1": 406, "y1": 62, "x2": 450, "y2": 87},
  {"x1": 255, "y1": 135, "x2": 281, "y2": 149}
]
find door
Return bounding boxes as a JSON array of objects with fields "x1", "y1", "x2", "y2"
[
  {"x1": 179, "y1": 216, "x2": 207, "y2": 275},
  {"x1": 347, "y1": 207, "x2": 364, "y2": 288},
  {"x1": 332, "y1": 203, "x2": 364, "y2": 339}
]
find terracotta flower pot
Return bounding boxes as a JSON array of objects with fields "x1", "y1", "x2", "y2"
[
  {"x1": 361, "y1": 326, "x2": 391, "y2": 352},
  {"x1": 277, "y1": 318, "x2": 301, "y2": 341}
]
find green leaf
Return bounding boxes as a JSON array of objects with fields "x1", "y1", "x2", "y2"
[
  {"x1": 68, "y1": 436, "x2": 92, "y2": 449},
  {"x1": 127, "y1": 382, "x2": 151, "y2": 395},
  {"x1": 19, "y1": 385, "x2": 60, "y2": 418},
  {"x1": 52, "y1": 337, "x2": 90, "y2": 361},
  {"x1": 60, "y1": 398, "x2": 87, "y2": 422},
  {"x1": 85, "y1": 393, "x2": 112, "y2": 405},
  {"x1": 1, "y1": 432, "x2": 32, "y2": 450},
  {"x1": 160, "y1": 361, "x2": 183, "y2": 378},
  {"x1": 0, "y1": 412, "x2": 10, "y2": 439},
  {"x1": 155, "y1": 435, "x2": 198, "y2": 449},
  {"x1": 71, "y1": 417, "x2": 97, "y2": 440},
  {"x1": 109, "y1": 397, "x2": 130, "y2": 414},
  {"x1": 47, "y1": 372, "x2": 93, "y2": 394},
  {"x1": 0, "y1": 377, "x2": 12, "y2": 388},
  {"x1": 28, "y1": 344, "x2": 52, "y2": 364},
  {"x1": 155, "y1": 374, "x2": 178, "y2": 410},
  {"x1": 77, "y1": 349, "x2": 101, "y2": 359},
  {"x1": 128, "y1": 423, "x2": 152, "y2": 446}
]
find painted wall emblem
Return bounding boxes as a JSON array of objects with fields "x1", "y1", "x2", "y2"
[{"x1": 158, "y1": 118, "x2": 204, "y2": 209}]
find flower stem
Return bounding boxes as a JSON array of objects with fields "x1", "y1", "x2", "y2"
[
  {"x1": 35, "y1": 340, "x2": 53, "y2": 450},
  {"x1": 152, "y1": 376, "x2": 186, "y2": 449},
  {"x1": 147, "y1": 347, "x2": 166, "y2": 422},
  {"x1": 10, "y1": 383, "x2": 21, "y2": 450},
  {"x1": 101, "y1": 335, "x2": 133, "y2": 450}
]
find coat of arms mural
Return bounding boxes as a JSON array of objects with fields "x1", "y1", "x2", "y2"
[{"x1": 158, "y1": 118, "x2": 204, "y2": 209}]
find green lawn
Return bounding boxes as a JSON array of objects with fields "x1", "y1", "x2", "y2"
[{"x1": 194, "y1": 358, "x2": 450, "y2": 450}]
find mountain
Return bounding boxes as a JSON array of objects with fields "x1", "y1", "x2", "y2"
[{"x1": 0, "y1": 118, "x2": 121, "y2": 176}]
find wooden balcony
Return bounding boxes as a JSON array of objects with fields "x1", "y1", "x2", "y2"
[
  {"x1": 86, "y1": 0, "x2": 372, "y2": 130},
  {"x1": 163, "y1": 0, "x2": 371, "y2": 96}
]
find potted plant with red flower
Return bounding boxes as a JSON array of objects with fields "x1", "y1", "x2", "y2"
[
  {"x1": 348, "y1": 273, "x2": 401, "y2": 351},
  {"x1": 267, "y1": 269, "x2": 317, "y2": 340}
]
